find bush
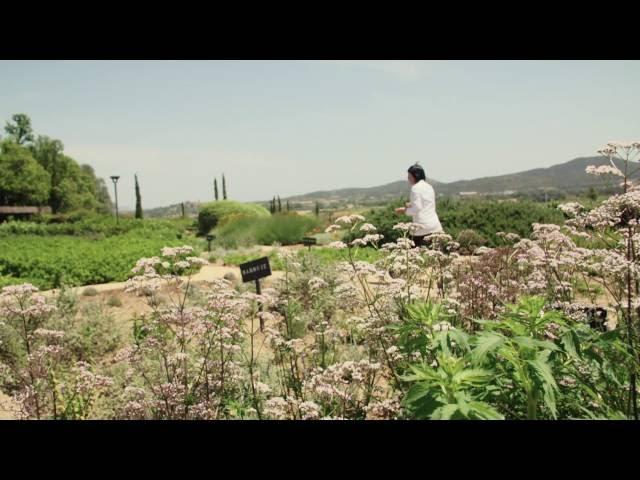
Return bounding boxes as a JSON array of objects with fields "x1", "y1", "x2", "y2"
[
  {"x1": 0, "y1": 216, "x2": 191, "y2": 238},
  {"x1": 53, "y1": 303, "x2": 121, "y2": 362},
  {"x1": 82, "y1": 287, "x2": 99, "y2": 297},
  {"x1": 456, "y1": 229, "x2": 487, "y2": 254},
  {"x1": 436, "y1": 198, "x2": 565, "y2": 246},
  {"x1": 0, "y1": 223, "x2": 196, "y2": 290},
  {"x1": 106, "y1": 296, "x2": 123, "y2": 307},
  {"x1": 55, "y1": 285, "x2": 78, "y2": 316},
  {"x1": 216, "y1": 213, "x2": 320, "y2": 248},
  {"x1": 254, "y1": 213, "x2": 320, "y2": 246},
  {"x1": 197, "y1": 201, "x2": 270, "y2": 235},
  {"x1": 345, "y1": 198, "x2": 565, "y2": 248}
]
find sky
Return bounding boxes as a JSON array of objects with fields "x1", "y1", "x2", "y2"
[{"x1": 1, "y1": 60, "x2": 639, "y2": 210}]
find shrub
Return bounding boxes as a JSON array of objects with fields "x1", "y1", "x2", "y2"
[
  {"x1": 253, "y1": 213, "x2": 320, "y2": 246},
  {"x1": 344, "y1": 198, "x2": 565, "y2": 247},
  {"x1": 456, "y1": 229, "x2": 487, "y2": 254},
  {"x1": 54, "y1": 303, "x2": 121, "y2": 362},
  {"x1": 216, "y1": 213, "x2": 320, "y2": 248},
  {"x1": 55, "y1": 285, "x2": 78, "y2": 316},
  {"x1": 82, "y1": 287, "x2": 99, "y2": 297},
  {"x1": 106, "y1": 296, "x2": 122, "y2": 307},
  {"x1": 197, "y1": 200, "x2": 270, "y2": 235},
  {"x1": 0, "y1": 224, "x2": 195, "y2": 290}
]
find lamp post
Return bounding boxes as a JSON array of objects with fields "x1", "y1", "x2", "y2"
[
  {"x1": 206, "y1": 234, "x2": 215, "y2": 252},
  {"x1": 110, "y1": 176, "x2": 120, "y2": 223}
]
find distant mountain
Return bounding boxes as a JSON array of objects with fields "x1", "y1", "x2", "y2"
[
  {"x1": 281, "y1": 156, "x2": 631, "y2": 206},
  {"x1": 147, "y1": 156, "x2": 632, "y2": 217},
  {"x1": 437, "y1": 156, "x2": 629, "y2": 195}
]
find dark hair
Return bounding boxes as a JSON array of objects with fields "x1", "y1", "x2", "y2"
[{"x1": 408, "y1": 163, "x2": 426, "y2": 182}]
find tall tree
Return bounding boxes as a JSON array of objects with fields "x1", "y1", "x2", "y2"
[
  {"x1": 4, "y1": 114, "x2": 34, "y2": 145},
  {"x1": 135, "y1": 174, "x2": 143, "y2": 219},
  {"x1": 88, "y1": 170, "x2": 113, "y2": 214},
  {"x1": 30, "y1": 136, "x2": 64, "y2": 213},
  {"x1": 0, "y1": 141, "x2": 50, "y2": 205},
  {"x1": 286, "y1": 200, "x2": 290, "y2": 212},
  {"x1": 214, "y1": 178, "x2": 219, "y2": 201},
  {"x1": 315, "y1": 201, "x2": 320, "y2": 217},
  {"x1": 81, "y1": 164, "x2": 112, "y2": 214},
  {"x1": 277, "y1": 195, "x2": 282, "y2": 213},
  {"x1": 222, "y1": 174, "x2": 227, "y2": 200}
]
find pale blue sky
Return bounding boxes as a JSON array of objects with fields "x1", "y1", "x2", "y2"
[{"x1": 1, "y1": 60, "x2": 639, "y2": 209}]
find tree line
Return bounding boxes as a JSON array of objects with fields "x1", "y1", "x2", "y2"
[
  {"x1": 0, "y1": 113, "x2": 148, "y2": 219},
  {"x1": 0, "y1": 114, "x2": 112, "y2": 215}
]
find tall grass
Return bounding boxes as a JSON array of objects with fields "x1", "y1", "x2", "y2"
[{"x1": 215, "y1": 213, "x2": 320, "y2": 248}]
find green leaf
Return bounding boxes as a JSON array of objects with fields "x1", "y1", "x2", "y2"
[
  {"x1": 527, "y1": 352, "x2": 559, "y2": 419},
  {"x1": 412, "y1": 394, "x2": 443, "y2": 419},
  {"x1": 471, "y1": 332, "x2": 505, "y2": 365},
  {"x1": 404, "y1": 382, "x2": 432, "y2": 405},
  {"x1": 560, "y1": 329, "x2": 581, "y2": 359},
  {"x1": 431, "y1": 403, "x2": 459, "y2": 420},
  {"x1": 468, "y1": 401, "x2": 505, "y2": 420},
  {"x1": 447, "y1": 329, "x2": 471, "y2": 353},
  {"x1": 453, "y1": 368, "x2": 494, "y2": 387},
  {"x1": 513, "y1": 336, "x2": 560, "y2": 352}
]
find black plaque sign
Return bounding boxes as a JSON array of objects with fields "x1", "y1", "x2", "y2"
[
  {"x1": 302, "y1": 237, "x2": 317, "y2": 246},
  {"x1": 239, "y1": 257, "x2": 272, "y2": 283}
]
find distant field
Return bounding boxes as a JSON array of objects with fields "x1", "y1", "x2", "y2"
[{"x1": 0, "y1": 218, "x2": 199, "y2": 290}]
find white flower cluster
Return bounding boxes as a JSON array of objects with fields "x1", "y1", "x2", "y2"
[{"x1": 585, "y1": 165, "x2": 624, "y2": 177}]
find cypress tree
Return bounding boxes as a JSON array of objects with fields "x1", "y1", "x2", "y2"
[
  {"x1": 135, "y1": 174, "x2": 143, "y2": 219},
  {"x1": 214, "y1": 178, "x2": 219, "y2": 201},
  {"x1": 315, "y1": 201, "x2": 320, "y2": 217},
  {"x1": 222, "y1": 174, "x2": 227, "y2": 200},
  {"x1": 287, "y1": 200, "x2": 290, "y2": 212},
  {"x1": 277, "y1": 195, "x2": 282, "y2": 213}
]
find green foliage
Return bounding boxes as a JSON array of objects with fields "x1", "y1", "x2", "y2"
[
  {"x1": 302, "y1": 246, "x2": 383, "y2": 265},
  {"x1": 215, "y1": 213, "x2": 319, "y2": 248},
  {"x1": 456, "y1": 229, "x2": 487, "y2": 254},
  {"x1": 82, "y1": 287, "x2": 99, "y2": 297},
  {"x1": 0, "y1": 216, "x2": 190, "y2": 238},
  {"x1": 403, "y1": 355, "x2": 504, "y2": 420},
  {"x1": 0, "y1": 114, "x2": 114, "y2": 215},
  {"x1": 0, "y1": 140, "x2": 50, "y2": 205},
  {"x1": 197, "y1": 200, "x2": 270, "y2": 235},
  {"x1": 438, "y1": 198, "x2": 565, "y2": 245},
  {"x1": 4, "y1": 113, "x2": 34, "y2": 145},
  {"x1": 30, "y1": 135, "x2": 100, "y2": 214},
  {"x1": 52, "y1": 303, "x2": 121, "y2": 362},
  {"x1": 397, "y1": 296, "x2": 631, "y2": 420},
  {"x1": 0, "y1": 219, "x2": 192, "y2": 289},
  {"x1": 254, "y1": 214, "x2": 319, "y2": 246},
  {"x1": 345, "y1": 198, "x2": 565, "y2": 246}
]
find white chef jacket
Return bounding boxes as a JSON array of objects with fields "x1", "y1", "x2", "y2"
[{"x1": 405, "y1": 180, "x2": 443, "y2": 236}]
